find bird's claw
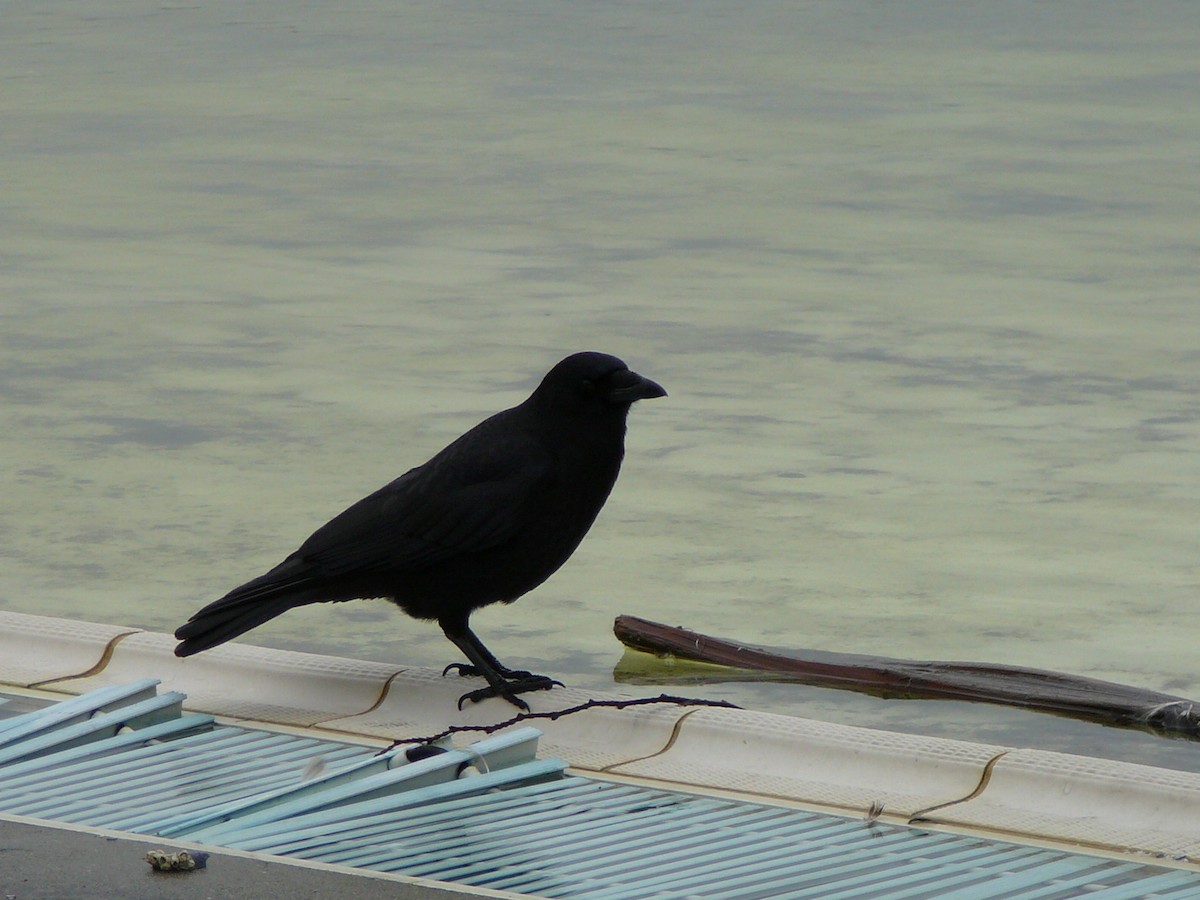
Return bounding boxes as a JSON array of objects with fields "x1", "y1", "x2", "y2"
[
  {"x1": 443, "y1": 662, "x2": 547, "y2": 682},
  {"x1": 455, "y1": 674, "x2": 561, "y2": 711}
]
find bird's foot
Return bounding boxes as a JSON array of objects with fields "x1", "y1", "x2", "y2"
[
  {"x1": 443, "y1": 661, "x2": 542, "y2": 681},
  {"x1": 455, "y1": 674, "x2": 562, "y2": 711}
]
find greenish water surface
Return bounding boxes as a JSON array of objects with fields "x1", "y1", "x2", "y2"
[{"x1": 3, "y1": 2, "x2": 1198, "y2": 771}]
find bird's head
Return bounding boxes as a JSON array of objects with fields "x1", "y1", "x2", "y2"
[{"x1": 531, "y1": 352, "x2": 667, "y2": 417}]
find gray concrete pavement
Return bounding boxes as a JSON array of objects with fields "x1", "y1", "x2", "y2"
[{"x1": 0, "y1": 819, "x2": 495, "y2": 900}]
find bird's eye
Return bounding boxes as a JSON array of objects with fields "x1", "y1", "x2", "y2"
[{"x1": 580, "y1": 379, "x2": 597, "y2": 397}]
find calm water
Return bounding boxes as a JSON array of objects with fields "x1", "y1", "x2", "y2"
[{"x1": 4, "y1": 3, "x2": 1199, "y2": 770}]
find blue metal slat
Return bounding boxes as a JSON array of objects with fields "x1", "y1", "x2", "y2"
[
  {"x1": 874, "y1": 849, "x2": 1088, "y2": 900},
  {"x1": 6, "y1": 731, "x2": 371, "y2": 831},
  {"x1": 512, "y1": 833, "x2": 801, "y2": 897},
  {"x1": 940, "y1": 862, "x2": 1200, "y2": 900},
  {"x1": 1079, "y1": 870, "x2": 1200, "y2": 899},
  {"x1": 718, "y1": 826, "x2": 988, "y2": 896},
  {"x1": 0, "y1": 713, "x2": 214, "y2": 780},
  {"x1": 243, "y1": 757, "x2": 568, "y2": 854},
  {"x1": 113, "y1": 743, "x2": 377, "y2": 833},
  {"x1": 960, "y1": 858, "x2": 1155, "y2": 900},
  {"x1": 483, "y1": 810, "x2": 933, "y2": 897},
  {"x1": 143, "y1": 732, "x2": 361, "y2": 798},
  {"x1": 182, "y1": 728, "x2": 550, "y2": 846},
  {"x1": 330, "y1": 780, "x2": 690, "y2": 868},
  {"x1": 0, "y1": 692, "x2": 185, "y2": 765},
  {"x1": 577, "y1": 825, "x2": 938, "y2": 900},
  {"x1": 383, "y1": 790, "x2": 878, "y2": 892},
  {"x1": 739, "y1": 840, "x2": 1032, "y2": 900},
  {"x1": 107, "y1": 739, "x2": 373, "y2": 829},
  {"x1": 513, "y1": 811, "x2": 892, "y2": 897},
  {"x1": 817, "y1": 842, "x2": 1048, "y2": 900},
  {"x1": 309, "y1": 780, "x2": 627, "y2": 868},
  {"x1": 0, "y1": 724, "x2": 288, "y2": 803},
  {"x1": 315, "y1": 784, "x2": 671, "y2": 871},
  {"x1": 151, "y1": 746, "x2": 407, "y2": 837},
  {"x1": 388, "y1": 780, "x2": 750, "y2": 859},
  {"x1": 0, "y1": 680, "x2": 160, "y2": 735},
  {"x1": 255, "y1": 776, "x2": 608, "y2": 860},
  {"x1": 512, "y1": 814, "x2": 1018, "y2": 900},
  {"x1": 795, "y1": 844, "x2": 1079, "y2": 900},
  {"x1": 497, "y1": 800, "x2": 914, "y2": 885},
  {"x1": 444, "y1": 799, "x2": 802, "y2": 890},
  {"x1": 3, "y1": 730, "x2": 325, "y2": 817},
  {"x1": 700, "y1": 840, "x2": 1022, "y2": 900},
  {"x1": 215, "y1": 758, "x2": 568, "y2": 851},
  {"x1": 0, "y1": 680, "x2": 166, "y2": 751},
  {"x1": 180, "y1": 748, "x2": 483, "y2": 845},
  {"x1": 502, "y1": 827, "x2": 835, "y2": 899}
]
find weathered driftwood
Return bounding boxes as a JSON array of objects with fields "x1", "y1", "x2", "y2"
[{"x1": 613, "y1": 615, "x2": 1200, "y2": 739}]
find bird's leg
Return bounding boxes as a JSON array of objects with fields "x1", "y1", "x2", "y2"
[{"x1": 439, "y1": 618, "x2": 561, "y2": 710}]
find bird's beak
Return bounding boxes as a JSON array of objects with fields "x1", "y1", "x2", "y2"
[{"x1": 607, "y1": 369, "x2": 667, "y2": 404}]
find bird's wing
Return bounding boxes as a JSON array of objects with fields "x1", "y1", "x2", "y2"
[{"x1": 294, "y1": 423, "x2": 553, "y2": 576}]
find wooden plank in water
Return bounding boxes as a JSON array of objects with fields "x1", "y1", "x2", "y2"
[{"x1": 613, "y1": 615, "x2": 1200, "y2": 739}]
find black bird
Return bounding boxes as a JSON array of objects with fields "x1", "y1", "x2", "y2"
[{"x1": 174, "y1": 351, "x2": 666, "y2": 709}]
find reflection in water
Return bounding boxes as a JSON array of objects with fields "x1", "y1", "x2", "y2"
[{"x1": 3, "y1": 3, "x2": 1199, "y2": 771}]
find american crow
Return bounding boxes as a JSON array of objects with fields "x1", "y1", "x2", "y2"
[{"x1": 174, "y1": 351, "x2": 666, "y2": 709}]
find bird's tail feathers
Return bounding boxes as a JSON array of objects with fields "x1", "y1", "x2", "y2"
[{"x1": 174, "y1": 563, "x2": 321, "y2": 657}]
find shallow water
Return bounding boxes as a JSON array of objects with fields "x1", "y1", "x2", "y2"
[{"x1": 4, "y1": 3, "x2": 1199, "y2": 771}]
